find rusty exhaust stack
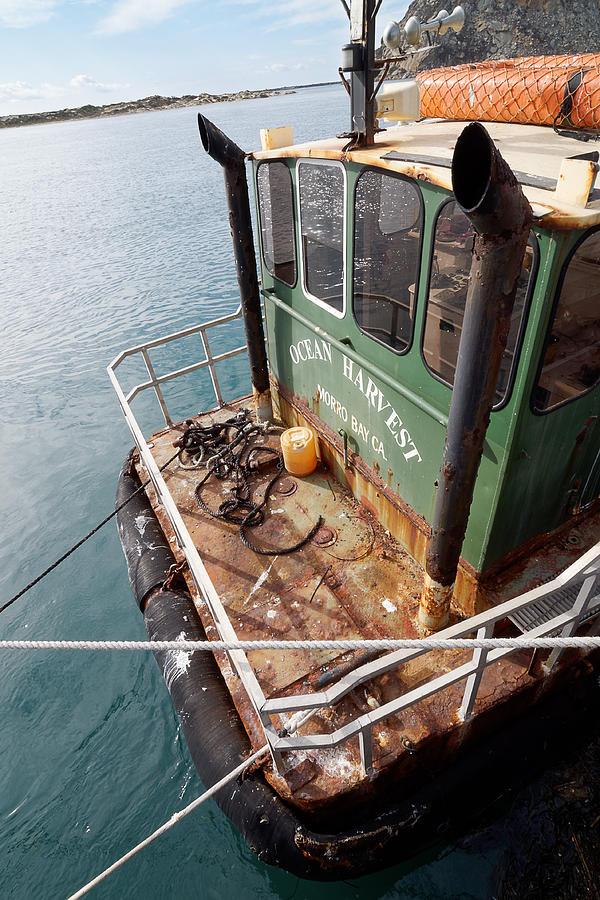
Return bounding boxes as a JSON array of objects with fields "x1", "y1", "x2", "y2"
[
  {"x1": 419, "y1": 122, "x2": 532, "y2": 631},
  {"x1": 198, "y1": 114, "x2": 272, "y2": 421}
]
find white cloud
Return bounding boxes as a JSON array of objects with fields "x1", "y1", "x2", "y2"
[
  {"x1": 0, "y1": 75, "x2": 128, "y2": 105},
  {"x1": 261, "y1": 62, "x2": 305, "y2": 73},
  {"x1": 0, "y1": 0, "x2": 58, "y2": 27},
  {"x1": 69, "y1": 74, "x2": 98, "y2": 87},
  {"x1": 69, "y1": 73, "x2": 127, "y2": 92},
  {"x1": 274, "y1": 0, "x2": 341, "y2": 28},
  {"x1": 0, "y1": 80, "x2": 63, "y2": 101},
  {"x1": 95, "y1": 0, "x2": 194, "y2": 34}
]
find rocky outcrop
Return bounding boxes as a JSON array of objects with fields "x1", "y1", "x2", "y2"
[
  {"x1": 0, "y1": 88, "x2": 294, "y2": 129},
  {"x1": 381, "y1": 0, "x2": 600, "y2": 69}
]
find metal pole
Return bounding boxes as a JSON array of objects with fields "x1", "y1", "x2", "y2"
[
  {"x1": 197, "y1": 115, "x2": 272, "y2": 421},
  {"x1": 348, "y1": 0, "x2": 377, "y2": 145},
  {"x1": 419, "y1": 122, "x2": 532, "y2": 630}
]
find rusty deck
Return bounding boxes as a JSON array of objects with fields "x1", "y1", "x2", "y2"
[{"x1": 135, "y1": 402, "x2": 568, "y2": 817}]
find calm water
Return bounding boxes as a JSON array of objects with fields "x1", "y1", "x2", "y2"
[{"x1": 1, "y1": 86, "x2": 598, "y2": 899}]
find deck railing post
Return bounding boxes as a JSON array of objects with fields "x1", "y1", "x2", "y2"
[
  {"x1": 257, "y1": 708, "x2": 286, "y2": 775},
  {"x1": 544, "y1": 574, "x2": 598, "y2": 671},
  {"x1": 199, "y1": 327, "x2": 224, "y2": 408},
  {"x1": 141, "y1": 348, "x2": 172, "y2": 427},
  {"x1": 359, "y1": 725, "x2": 373, "y2": 774},
  {"x1": 458, "y1": 624, "x2": 492, "y2": 722}
]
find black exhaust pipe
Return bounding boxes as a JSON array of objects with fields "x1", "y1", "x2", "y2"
[
  {"x1": 198, "y1": 115, "x2": 272, "y2": 421},
  {"x1": 419, "y1": 122, "x2": 532, "y2": 630}
]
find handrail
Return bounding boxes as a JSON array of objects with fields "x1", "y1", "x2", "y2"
[
  {"x1": 108, "y1": 306, "x2": 243, "y2": 367},
  {"x1": 108, "y1": 305, "x2": 246, "y2": 425},
  {"x1": 262, "y1": 542, "x2": 600, "y2": 715},
  {"x1": 260, "y1": 551, "x2": 600, "y2": 774},
  {"x1": 126, "y1": 345, "x2": 247, "y2": 405},
  {"x1": 107, "y1": 305, "x2": 269, "y2": 732}
]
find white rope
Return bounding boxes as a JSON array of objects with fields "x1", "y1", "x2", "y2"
[
  {"x1": 45, "y1": 628, "x2": 600, "y2": 896},
  {"x1": 1, "y1": 636, "x2": 600, "y2": 652},
  {"x1": 62, "y1": 628, "x2": 600, "y2": 897},
  {"x1": 66, "y1": 745, "x2": 268, "y2": 900}
]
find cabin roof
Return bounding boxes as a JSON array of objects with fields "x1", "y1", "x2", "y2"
[{"x1": 252, "y1": 120, "x2": 600, "y2": 230}]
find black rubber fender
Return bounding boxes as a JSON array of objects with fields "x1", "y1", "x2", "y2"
[{"x1": 115, "y1": 451, "x2": 178, "y2": 609}]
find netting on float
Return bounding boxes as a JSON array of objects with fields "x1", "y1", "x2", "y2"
[{"x1": 416, "y1": 54, "x2": 600, "y2": 131}]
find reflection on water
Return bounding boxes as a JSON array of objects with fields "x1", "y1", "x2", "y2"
[{"x1": 0, "y1": 87, "x2": 598, "y2": 898}]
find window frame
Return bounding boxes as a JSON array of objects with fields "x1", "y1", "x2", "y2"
[
  {"x1": 531, "y1": 223, "x2": 600, "y2": 416},
  {"x1": 421, "y1": 196, "x2": 539, "y2": 412},
  {"x1": 296, "y1": 158, "x2": 347, "y2": 319},
  {"x1": 351, "y1": 166, "x2": 424, "y2": 356},
  {"x1": 256, "y1": 160, "x2": 298, "y2": 289}
]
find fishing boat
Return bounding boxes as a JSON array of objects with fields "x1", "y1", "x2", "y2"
[{"x1": 110, "y1": 1, "x2": 600, "y2": 880}]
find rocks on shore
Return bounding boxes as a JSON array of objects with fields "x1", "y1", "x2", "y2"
[
  {"x1": 0, "y1": 88, "x2": 295, "y2": 129},
  {"x1": 379, "y1": 0, "x2": 600, "y2": 72}
]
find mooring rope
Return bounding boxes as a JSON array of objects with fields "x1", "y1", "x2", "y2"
[
  {"x1": 0, "y1": 446, "x2": 179, "y2": 617},
  {"x1": 1, "y1": 407, "x2": 317, "y2": 617},
  {"x1": 66, "y1": 692, "x2": 323, "y2": 899},
  {"x1": 66, "y1": 745, "x2": 269, "y2": 900},
  {"x1": 61, "y1": 626, "x2": 600, "y2": 897},
  {"x1": 1, "y1": 636, "x2": 600, "y2": 652}
]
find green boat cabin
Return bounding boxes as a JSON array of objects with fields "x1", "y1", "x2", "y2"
[{"x1": 252, "y1": 121, "x2": 600, "y2": 613}]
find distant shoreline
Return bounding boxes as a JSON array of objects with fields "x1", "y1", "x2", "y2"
[{"x1": 0, "y1": 82, "x2": 339, "y2": 130}]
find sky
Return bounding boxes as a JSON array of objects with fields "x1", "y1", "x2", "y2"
[{"x1": 0, "y1": 0, "x2": 410, "y2": 115}]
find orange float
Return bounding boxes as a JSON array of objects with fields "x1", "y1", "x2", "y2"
[{"x1": 416, "y1": 53, "x2": 600, "y2": 131}]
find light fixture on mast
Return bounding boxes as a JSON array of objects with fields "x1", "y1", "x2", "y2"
[
  {"x1": 376, "y1": 5, "x2": 465, "y2": 123},
  {"x1": 338, "y1": 2, "x2": 465, "y2": 146},
  {"x1": 384, "y1": 6, "x2": 465, "y2": 50}
]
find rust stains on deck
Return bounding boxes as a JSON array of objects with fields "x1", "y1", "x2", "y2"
[{"x1": 134, "y1": 402, "x2": 554, "y2": 817}]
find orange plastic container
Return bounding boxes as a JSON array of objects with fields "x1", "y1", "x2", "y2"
[{"x1": 280, "y1": 427, "x2": 317, "y2": 476}]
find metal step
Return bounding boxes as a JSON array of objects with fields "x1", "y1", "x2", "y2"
[{"x1": 508, "y1": 582, "x2": 600, "y2": 634}]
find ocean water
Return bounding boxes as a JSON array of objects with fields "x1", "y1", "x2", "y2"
[{"x1": 1, "y1": 86, "x2": 598, "y2": 899}]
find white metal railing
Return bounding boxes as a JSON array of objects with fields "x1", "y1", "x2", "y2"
[
  {"x1": 108, "y1": 305, "x2": 247, "y2": 426},
  {"x1": 108, "y1": 305, "x2": 272, "y2": 730},
  {"x1": 259, "y1": 543, "x2": 600, "y2": 775},
  {"x1": 108, "y1": 309, "x2": 600, "y2": 779}
]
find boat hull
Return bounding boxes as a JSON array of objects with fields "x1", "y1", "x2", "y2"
[{"x1": 115, "y1": 452, "x2": 600, "y2": 880}]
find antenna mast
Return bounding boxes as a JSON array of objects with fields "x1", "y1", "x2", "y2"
[
  {"x1": 341, "y1": 0, "x2": 377, "y2": 146},
  {"x1": 339, "y1": 2, "x2": 466, "y2": 147}
]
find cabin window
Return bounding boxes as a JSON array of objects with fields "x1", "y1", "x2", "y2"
[
  {"x1": 353, "y1": 169, "x2": 423, "y2": 353},
  {"x1": 533, "y1": 228, "x2": 600, "y2": 412},
  {"x1": 297, "y1": 160, "x2": 345, "y2": 316},
  {"x1": 256, "y1": 162, "x2": 296, "y2": 286},
  {"x1": 422, "y1": 199, "x2": 537, "y2": 406}
]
